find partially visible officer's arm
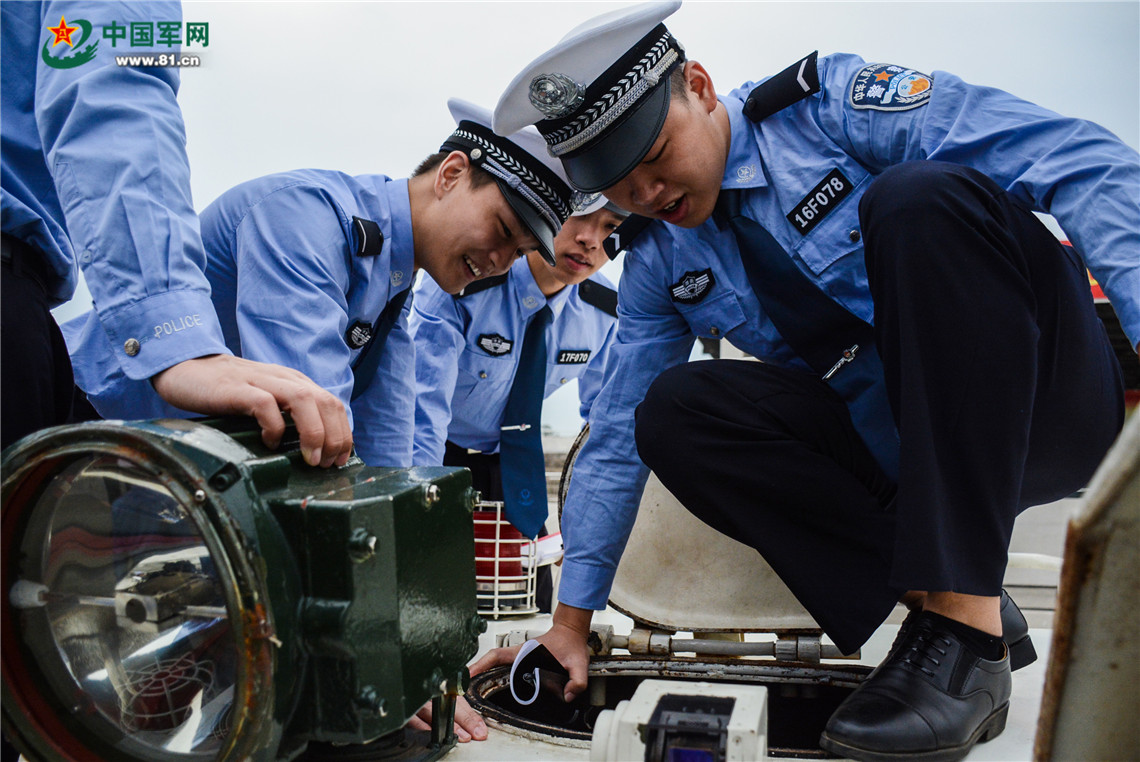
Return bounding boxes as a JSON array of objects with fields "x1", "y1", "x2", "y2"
[
  {"x1": 811, "y1": 53, "x2": 1140, "y2": 357},
  {"x1": 30, "y1": 1, "x2": 350, "y2": 464},
  {"x1": 558, "y1": 247, "x2": 695, "y2": 613},
  {"x1": 577, "y1": 318, "x2": 619, "y2": 424},
  {"x1": 352, "y1": 297, "x2": 415, "y2": 467},
  {"x1": 408, "y1": 278, "x2": 468, "y2": 466}
]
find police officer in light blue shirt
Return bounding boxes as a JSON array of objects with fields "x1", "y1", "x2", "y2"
[
  {"x1": 64, "y1": 99, "x2": 580, "y2": 470},
  {"x1": 411, "y1": 227, "x2": 622, "y2": 468},
  {"x1": 411, "y1": 197, "x2": 623, "y2": 614},
  {"x1": 480, "y1": 2, "x2": 1138, "y2": 760},
  {"x1": 1, "y1": 1, "x2": 352, "y2": 467},
  {"x1": 410, "y1": 199, "x2": 624, "y2": 519}
]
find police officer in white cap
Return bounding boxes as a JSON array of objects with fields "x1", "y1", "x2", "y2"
[
  {"x1": 476, "y1": 2, "x2": 1139, "y2": 760},
  {"x1": 410, "y1": 101, "x2": 624, "y2": 616},
  {"x1": 65, "y1": 99, "x2": 579, "y2": 473}
]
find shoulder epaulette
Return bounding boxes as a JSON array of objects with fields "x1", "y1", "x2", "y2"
[
  {"x1": 603, "y1": 214, "x2": 655, "y2": 259},
  {"x1": 578, "y1": 278, "x2": 618, "y2": 318},
  {"x1": 457, "y1": 273, "x2": 509, "y2": 298},
  {"x1": 352, "y1": 216, "x2": 384, "y2": 257},
  {"x1": 742, "y1": 51, "x2": 820, "y2": 124}
]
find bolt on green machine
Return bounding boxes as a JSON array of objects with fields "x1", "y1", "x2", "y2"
[{"x1": 1, "y1": 418, "x2": 485, "y2": 761}]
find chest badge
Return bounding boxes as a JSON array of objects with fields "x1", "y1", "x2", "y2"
[
  {"x1": 345, "y1": 320, "x2": 373, "y2": 349},
  {"x1": 477, "y1": 333, "x2": 513, "y2": 356},
  {"x1": 557, "y1": 350, "x2": 591, "y2": 364},
  {"x1": 670, "y1": 269, "x2": 716, "y2": 305},
  {"x1": 787, "y1": 168, "x2": 854, "y2": 235}
]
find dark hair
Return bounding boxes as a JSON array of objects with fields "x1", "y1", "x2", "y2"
[
  {"x1": 412, "y1": 150, "x2": 497, "y2": 189},
  {"x1": 668, "y1": 58, "x2": 690, "y2": 102}
]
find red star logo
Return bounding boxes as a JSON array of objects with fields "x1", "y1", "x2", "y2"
[
  {"x1": 874, "y1": 70, "x2": 892, "y2": 82},
  {"x1": 48, "y1": 15, "x2": 78, "y2": 48}
]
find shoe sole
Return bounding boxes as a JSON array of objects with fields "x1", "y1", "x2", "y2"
[
  {"x1": 819, "y1": 702, "x2": 1009, "y2": 762},
  {"x1": 1008, "y1": 633, "x2": 1037, "y2": 672}
]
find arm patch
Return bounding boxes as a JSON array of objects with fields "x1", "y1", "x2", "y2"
[{"x1": 849, "y1": 63, "x2": 932, "y2": 111}]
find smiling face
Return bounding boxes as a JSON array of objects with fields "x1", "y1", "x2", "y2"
[
  {"x1": 599, "y1": 61, "x2": 730, "y2": 229},
  {"x1": 415, "y1": 152, "x2": 540, "y2": 294},
  {"x1": 547, "y1": 208, "x2": 625, "y2": 286}
]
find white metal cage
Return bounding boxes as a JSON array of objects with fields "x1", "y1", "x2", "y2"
[{"x1": 473, "y1": 500, "x2": 538, "y2": 618}]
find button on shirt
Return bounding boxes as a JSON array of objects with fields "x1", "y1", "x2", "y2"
[
  {"x1": 558, "y1": 52, "x2": 1140, "y2": 612},
  {"x1": 410, "y1": 257, "x2": 618, "y2": 465},
  {"x1": 65, "y1": 170, "x2": 416, "y2": 466},
  {"x1": 2, "y1": 1, "x2": 228, "y2": 378}
]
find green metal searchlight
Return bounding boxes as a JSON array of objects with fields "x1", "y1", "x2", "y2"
[{"x1": 1, "y1": 418, "x2": 485, "y2": 761}]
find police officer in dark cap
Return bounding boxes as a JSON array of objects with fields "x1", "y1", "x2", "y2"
[{"x1": 476, "y1": 2, "x2": 1138, "y2": 759}]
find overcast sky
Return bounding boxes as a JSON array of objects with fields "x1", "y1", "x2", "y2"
[{"x1": 54, "y1": 1, "x2": 1140, "y2": 435}]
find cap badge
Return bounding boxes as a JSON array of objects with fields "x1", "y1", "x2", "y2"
[
  {"x1": 571, "y1": 190, "x2": 602, "y2": 212},
  {"x1": 529, "y1": 72, "x2": 585, "y2": 119}
]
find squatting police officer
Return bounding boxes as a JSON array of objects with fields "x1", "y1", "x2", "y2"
[{"x1": 477, "y1": 2, "x2": 1138, "y2": 760}]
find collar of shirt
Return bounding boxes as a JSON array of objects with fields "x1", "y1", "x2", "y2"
[
  {"x1": 510, "y1": 257, "x2": 572, "y2": 320},
  {"x1": 385, "y1": 177, "x2": 415, "y2": 293},
  {"x1": 719, "y1": 96, "x2": 768, "y2": 192}
]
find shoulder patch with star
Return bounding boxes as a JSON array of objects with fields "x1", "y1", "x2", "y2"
[{"x1": 850, "y1": 64, "x2": 932, "y2": 111}]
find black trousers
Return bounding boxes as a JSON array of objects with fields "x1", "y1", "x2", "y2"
[
  {"x1": 635, "y1": 162, "x2": 1125, "y2": 654},
  {"x1": 1, "y1": 236, "x2": 75, "y2": 451}
]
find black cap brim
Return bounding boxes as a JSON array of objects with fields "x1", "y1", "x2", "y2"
[
  {"x1": 495, "y1": 179, "x2": 558, "y2": 267},
  {"x1": 559, "y1": 77, "x2": 672, "y2": 194}
]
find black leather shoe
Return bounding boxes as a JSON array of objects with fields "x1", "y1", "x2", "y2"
[
  {"x1": 998, "y1": 590, "x2": 1036, "y2": 671},
  {"x1": 890, "y1": 590, "x2": 1036, "y2": 671},
  {"x1": 820, "y1": 611, "x2": 1012, "y2": 762}
]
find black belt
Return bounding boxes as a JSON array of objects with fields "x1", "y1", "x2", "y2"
[
  {"x1": 1, "y1": 234, "x2": 57, "y2": 293},
  {"x1": 444, "y1": 440, "x2": 500, "y2": 463}
]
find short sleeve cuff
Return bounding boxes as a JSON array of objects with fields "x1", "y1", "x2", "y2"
[{"x1": 99, "y1": 290, "x2": 231, "y2": 380}]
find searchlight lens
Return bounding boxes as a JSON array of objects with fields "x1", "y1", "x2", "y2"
[{"x1": 8, "y1": 452, "x2": 237, "y2": 757}]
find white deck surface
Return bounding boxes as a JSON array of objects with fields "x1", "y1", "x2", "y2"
[{"x1": 452, "y1": 608, "x2": 1050, "y2": 762}]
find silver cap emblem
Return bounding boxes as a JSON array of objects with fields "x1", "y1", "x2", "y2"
[
  {"x1": 529, "y1": 72, "x2": 585, "y2": 119},
  {"x1": 571, "y1": 190, "x2": 602, "y2": 213}
]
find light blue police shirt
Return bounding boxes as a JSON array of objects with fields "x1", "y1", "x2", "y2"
[
  {"x1": 2, "y1": 1, "x2": 228, "y2": 378},
  {"x1": 410, "y1": 257, "x2": 618, "y2": 465},
  {"x1": 65, "y1": 170, "x2": 416, "y2": 466},
  {"x1": 558, "y1": 52, "x2": 1140, "y2": 612}
]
